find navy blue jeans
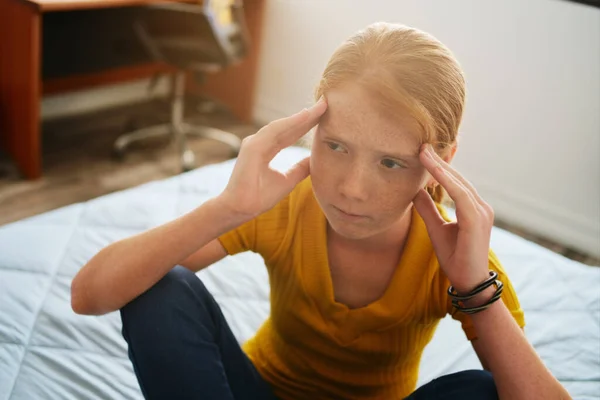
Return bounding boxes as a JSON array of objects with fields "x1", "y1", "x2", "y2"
[{"x1": 121, "y1": 266, "x2": 499, "y2": 400}]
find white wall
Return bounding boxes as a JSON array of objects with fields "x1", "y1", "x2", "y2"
[{"x1": 252, "y1": 0, "x2": 600, "y2": 258}]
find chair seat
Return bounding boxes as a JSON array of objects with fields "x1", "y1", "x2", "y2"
[{"x1": 112, "y1": 0, "x2": 249, "y2": 171}]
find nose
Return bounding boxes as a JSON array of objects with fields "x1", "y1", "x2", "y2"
[{"x1": 338, "y1": 163, "x2": 370, "y2": 202}]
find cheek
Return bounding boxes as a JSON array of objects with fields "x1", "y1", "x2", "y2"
[
  {"x1": 394, "y1": 165, "x2": 429, "y2": 195},
  {"x1": 374, "y1": 170, "x2": 427, "y2": 214},
  {"x1": 374, "y1": 187, "x2": 409, "y2": 215},
  {"x1": 309, "y1": 149, "x2": 331, "y2": 199},
  {"x1": 310, "y1": 146, "x2": 342, "y2": 185}
]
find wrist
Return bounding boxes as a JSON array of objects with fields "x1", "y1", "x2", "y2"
[
  {"x1": 469, "y1": 295, "x2": 504, "y2": 319},
  {"x1": 214, "y1": 193, "x2": 256, "y2": 225},
  {"x1": 448, "y1": 270, "x2": 504, "y2": 315},
  {"x1": 451, "y1": 272, "x2": 493, "y2": 295},
  {"x1": 461, "y1": 285, "x2": 497, "y2": 308}
]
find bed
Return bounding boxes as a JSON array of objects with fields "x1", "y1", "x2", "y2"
[{"x1": 1, "y1": 147, "x2": 598, "y2": 399}]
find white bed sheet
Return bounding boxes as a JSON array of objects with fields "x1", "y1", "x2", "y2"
[{"x1": 0, "y1": 147, "x2": 598, "y2": 399}]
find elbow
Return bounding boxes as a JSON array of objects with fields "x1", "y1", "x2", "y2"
[
  {"x1": 71, "y1": 276, "x2": 109, "y2": 316},
  {"x1": 70, "y1": 272, "x2": 94, "y2": 315},
  {"x1": 71, "y1": 295, "x2": 89, "y2": 315},
  {"x1": 71, "y1": 247, "x2": 116, "y2": 315},
  {"x1": 556, "y1": 384, "x2": 573, "y2": 400},
  {"x1": 71, "y1": 264, "x2": 108, "y2": 315}
]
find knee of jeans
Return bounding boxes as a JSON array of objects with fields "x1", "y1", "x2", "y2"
[
  {"x1": 461, "y1": 370, "x2": 498, "y2": 398},
  {"x1": 121, "y1": 265, "x2": 206, "y2": 324}
]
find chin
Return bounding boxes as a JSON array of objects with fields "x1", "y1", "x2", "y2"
[{"x1": 325, "y1": 214, "x2": 379, "y2": 240}]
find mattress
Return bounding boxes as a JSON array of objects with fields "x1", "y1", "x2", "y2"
[{"x1": 1, "y1": 147, "x2": 598, "y2": 399}]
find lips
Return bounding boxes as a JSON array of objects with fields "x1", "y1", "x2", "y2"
[{"x1": 332, "y1": 205, "x2": 365, "y2": 218}]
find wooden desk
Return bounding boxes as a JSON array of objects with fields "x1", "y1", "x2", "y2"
[{"x1": 0, "y1": 0, "x2": 264, "y2": 179}]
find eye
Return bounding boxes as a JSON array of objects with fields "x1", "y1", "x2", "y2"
[
  {"x1": 326, "y1": 142, "x2": 346, "y2": 153},
  {"x1": 381, "y1": 158, "x2": 405, "y2": 169}
]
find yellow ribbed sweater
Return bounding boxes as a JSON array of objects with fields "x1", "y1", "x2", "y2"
[{"x1": 218, "y1": 177, "x2": 525, "y2": 399}]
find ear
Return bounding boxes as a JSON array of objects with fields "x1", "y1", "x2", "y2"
[{"x1": 442, "y1": 142, "x2": 458, "y2": 164}]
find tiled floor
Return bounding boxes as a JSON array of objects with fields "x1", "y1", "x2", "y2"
[{"x1": 0, "y1": 99, "x2": 598, "y2": 266}]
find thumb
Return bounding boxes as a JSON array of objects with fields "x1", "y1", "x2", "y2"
[
  {"x1": 413, "y1": 188, "x2": 446, "y2": 236},
  {"x1": 284, "y1": 157, "x2": 310, "y2": 187}
]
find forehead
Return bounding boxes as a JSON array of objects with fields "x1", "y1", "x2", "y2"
[{"x1": 321, "y1": 84, "x2": 420, "y2": 152}]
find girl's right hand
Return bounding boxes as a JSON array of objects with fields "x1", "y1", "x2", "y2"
[{"x1": 219, "y1": 97, "x2": 328, "y2": 219}]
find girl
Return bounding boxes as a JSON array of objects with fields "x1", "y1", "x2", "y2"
[{"x1": 72, "y1": 23, "x2": 570, "y2": 399}]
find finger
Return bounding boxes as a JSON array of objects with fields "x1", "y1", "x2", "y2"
[
  {"x1": 420, "y1": 145, "x2": 478, "y2": 212},
  {"x1": 262, "y1": 98, "x2": 327, "y2": 157},
  {"x1": 283, "y1": 156, "x2": 310, "y2": 188},
  {"x1": 265, "y1": 97, "x2": 326, "y2": 133},
  {"x1": 275, "y1": 98, "x2": 327, "y2": 146},
  {"x1": 433, "y1": 150, "x2": 485, "y2": 205},
  {"x1": 264, "y1": 106, "x2": 310, "y2": 133},
  {"x1": 413, "y1": 188, "x2": 446, "y2": 234},
  {"x1": 422, "y1": 144, "x2": 483, "y2": 204}
]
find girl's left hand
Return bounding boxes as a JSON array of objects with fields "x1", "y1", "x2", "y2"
[{"x1": 412, "y1": 144, "x2": 493, "y2": 293}]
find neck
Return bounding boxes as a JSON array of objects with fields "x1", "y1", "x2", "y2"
[{"x1": 329, "y1": 207, "x2": 413, "y2": 253}]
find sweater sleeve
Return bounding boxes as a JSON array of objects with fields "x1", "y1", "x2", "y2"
[{"x1": 217, "y1": 194, "x2": 291, "y2": 262}]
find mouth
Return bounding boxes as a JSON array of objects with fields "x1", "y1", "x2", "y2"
[{"x1": 332, "y1": 205, "x2": 366, "y2": 219}]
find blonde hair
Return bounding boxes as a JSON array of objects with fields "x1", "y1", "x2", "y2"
[{"x1": 314, "y1": 22, "x2": 466, "y2": 203}]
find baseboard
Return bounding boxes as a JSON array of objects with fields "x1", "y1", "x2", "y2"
[
  {"x1": 473, "y1": 179, "x2": 600, "y2": 258},
  {"x1": 41, "y1": 77, "x2": 170, "y2": 121}
]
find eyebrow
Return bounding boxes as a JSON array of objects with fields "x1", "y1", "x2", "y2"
[{"x1": 320, "y1": 126, "x2": 420, "y2": 160}]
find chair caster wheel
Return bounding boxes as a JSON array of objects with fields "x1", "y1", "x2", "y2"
[{"x1": 182, "y1": 150, "x2": 195, "y2": 172}]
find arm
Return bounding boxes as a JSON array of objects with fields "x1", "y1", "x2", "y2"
[
  {"x1": 413, "y1": 144, "x2": 570, "y2": 400},
  {"x1": 472, "y1": 327, "x2": 526, "y2": 372},
  {"x1": 470, "y1": 303, "x2": 569, "y2": 399},
  {"x1": 71, "y1": 98, "x2": 327, "y2": 316},
  {"x1": 472, "y1": 339, "x2": 490, "y2": 371},
  {"x1": 179, "y1": 238, "x2": 228, "y2": 272},
  {"x1": 70, "y1": 196, "x2": 247, "y2": 316}
]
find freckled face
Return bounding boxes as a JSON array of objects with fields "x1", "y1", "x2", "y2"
[{"x1": 310, "y1": 84, "x2": 430, "y2": 240}]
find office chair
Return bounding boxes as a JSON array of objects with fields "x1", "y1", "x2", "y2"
[{"x1": 113, "y1": 0, "x2": 248, "y2": 171}]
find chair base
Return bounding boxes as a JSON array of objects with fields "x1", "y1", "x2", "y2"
[{"x1": 113, "y1": 121, "x2": 241, "y2": 172}]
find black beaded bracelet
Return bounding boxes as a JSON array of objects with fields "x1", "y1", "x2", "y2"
[
  {"x1": 447, "y1": 270, "x2": 498, "y2": 301},
  {"x1": 452, "y1": 280, "x2": 504, "y2": 315},
  {"x1": 447, "y1": 270, "x2": 505, "y2": 315}
]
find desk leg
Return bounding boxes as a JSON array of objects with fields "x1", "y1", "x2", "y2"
[{"x1": 0, "y1": 0, "x2": 41, "y2": 179}]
